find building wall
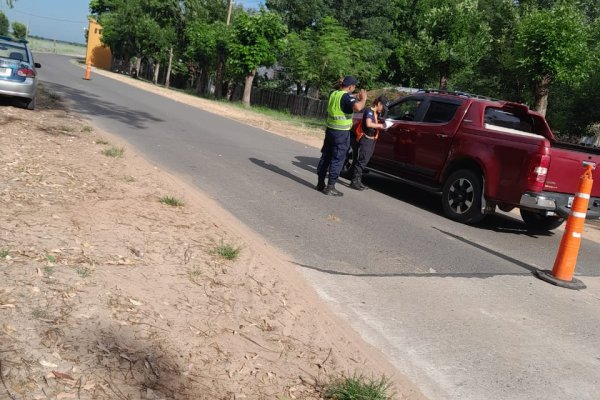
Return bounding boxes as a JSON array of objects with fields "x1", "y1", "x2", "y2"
[{"x1": 85, "y1": 19, "x2": 112, "y2": 70}]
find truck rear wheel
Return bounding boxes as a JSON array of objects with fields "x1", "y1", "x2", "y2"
[
  {"x1": 520, "y1": 210, "x2": 565, "y2": 231},
  {"x1": 442, "y1": 169, "x2": 485, "y2": 224}
]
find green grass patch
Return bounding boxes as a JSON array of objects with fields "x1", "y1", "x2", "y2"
[
  {"x1": 76, "y1": 266, "x2": 92, "y2": 278},
  {"x1": 231, "y1": 102, "x2": 325, "y2": 130},
  {"x1": 27, "y1": 37, "x2": 86, "y2": 57},
  {"x1": 45, "y1": 90, "x2": 61, "y2": 101},
  {"x1": 47, "y1": 255, "x2": 57, "y2": 263},
  {"x1": 102, "y1": 146, "x2": 125, "y2": 158},
  {"x1": 159, "y1": 196, "x2": 185, "y2": 207},
  {"x1": 82, "y1": 126, "x2": 93, "y2": 133},
  {"x1": 43, "y1": 266, "x2": 54, "y2": 276},
  {"x1": 0, "y1": 250, "x2": 9, "y2": 259},
  {"x1": 123, "y1": 175, "x2": 136, "y2": 182},
  {"x1": 31, "y1": 307, "x2": 51, "y2": 320},
  {"x1": 59, "y1": 125, "x2": 75, "y2": 132},
  {"x1": 188, "y1": 266, "x2": 202, "y2": 279},
  {"x1": 323, "y1": 374, "x2": 394, "y2": 400},
  {"x1": 214, "y1": 241, "x2": 240, "y2": 261},
  {"x1": 95, "y1": 139, "x2": 109, "y2": 145}
]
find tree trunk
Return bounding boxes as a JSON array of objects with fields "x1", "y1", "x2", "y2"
[
  {"x1": 196, "y1": 68, "x2": 209, "y2": 95},
  {"x1": 215, "y1": 51, "x2": 225, "y2": 98},
  {"x1": 439, "y1": 63, "x2": 449, "y2": 90},
  {"x1": 134, "y1": 55, "x2": 142, "y2": 78},
  {"x1": 165, "y1": 47, "x2": 173, "y2": 89},
  {"x1": 242, "y1": 71, "x2": 256, "y2": 107},
  {"x1": 296, "y1": 82, "x2": 302, "y2": 95},
  {"x1": 153, "y1": 62, "x2": 160, "y2": 85},
  {"x1": 534, "y1": 74, "x2": 552, "y2": 117}
]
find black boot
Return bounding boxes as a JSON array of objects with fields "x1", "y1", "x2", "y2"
[
  {"x1": 322, "y1": 184, "x2": 343, "y2": 196},
  {"x1": 316, "y1": 176, "x2": 326, "y2": 191},
  {"x1": 350, "y1": 174, "x2": 367, "y2": 191}
]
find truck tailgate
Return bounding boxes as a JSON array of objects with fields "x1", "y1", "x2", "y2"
[{"x1": 545, "y1": 143, "x2": 600, "y2": 197}]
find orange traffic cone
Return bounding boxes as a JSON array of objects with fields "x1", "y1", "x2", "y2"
[
  {"x1": 535, "y1": 162, "x2": 595, "y2": 289},
  {"x1": 84, "y1": 63, "x2": 91, "y2": 80}
]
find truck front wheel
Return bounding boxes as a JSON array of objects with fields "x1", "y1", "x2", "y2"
[
  {"x1": 442, "y1": 169, "x2": 485, "y2": 224},
  {"x1": 520, "y1": 210, "x2": 565, "y2": 231}
]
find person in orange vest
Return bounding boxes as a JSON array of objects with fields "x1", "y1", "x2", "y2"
[{"x1": 349, "y1": 95, "x2": 389, "y2": 190}]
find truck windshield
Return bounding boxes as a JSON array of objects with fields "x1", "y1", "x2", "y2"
[{"x1": 484, "y1": 108, "x2": 535, "y2": 134}]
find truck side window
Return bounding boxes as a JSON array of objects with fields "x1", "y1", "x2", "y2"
[
  {"x1": 423, "y1": 101, "x2": 460, "y2": 124},
  {"x1": 388, "y1": 99, "x2": 422, "y2": 121},
  {"x1": 485, "y1": 108, "x2": 534, "y2": 133}
]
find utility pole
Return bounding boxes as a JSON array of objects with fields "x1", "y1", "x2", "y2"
[
  {"x1": 226, "y1": 0, "x2": 233, "y2": 26},
  {"x1": 215, "y1": 0, "x2": 233, "y2": 99}
]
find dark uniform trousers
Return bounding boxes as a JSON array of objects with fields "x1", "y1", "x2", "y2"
[
  {"x1": 317, "y1": 128, "x2": 351, "y2": 186},
  {"x1": 351, "y1": 134, "x2": 376, "y2": 179}
]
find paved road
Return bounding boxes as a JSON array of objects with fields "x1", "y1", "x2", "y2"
[{"x1": 35, "y1": 54, "x2": 600, "y2": 400}]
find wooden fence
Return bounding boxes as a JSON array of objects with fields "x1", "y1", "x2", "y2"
[{"x1": 232, "y1": 87, "x2": 328, "y2": 119}]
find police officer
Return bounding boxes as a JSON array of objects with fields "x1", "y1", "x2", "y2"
[{"x1": 316, "y1": 76, "x2": 367, "y2": 196}]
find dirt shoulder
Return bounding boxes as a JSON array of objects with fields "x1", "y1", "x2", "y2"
[{"x1": 0, "y1": 88, "x2": 424, "y2": 399}]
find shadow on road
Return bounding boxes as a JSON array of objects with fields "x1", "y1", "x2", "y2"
[
  {"x1": 249, "y1": 157, "x2": 316, "y2": 190},
  {"x1": 41, "y1": 81, "x2": 163, "y2": 129},
  {"x1": 292, "y1": 155, "x2": 555, "y2": 238}
]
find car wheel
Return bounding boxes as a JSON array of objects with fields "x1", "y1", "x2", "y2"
[
  {"x1": 24, "y1": 96, "x2": 36, "y2": 110},
  {"x1": 520, "y1": 210, "x2": 565, "y2": 231},
  {"x1": 441, "y1": 169, "x2": 485, "y2": 224}
]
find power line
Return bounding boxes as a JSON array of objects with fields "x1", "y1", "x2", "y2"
[{"x1": 8, "y1": 9, "x2": 87, "y2": 24}]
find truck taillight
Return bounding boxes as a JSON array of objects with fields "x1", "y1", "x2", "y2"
[
  {"x1": 17, "y1": 68, "x2": 35, "y2": 78},
  {"x1": 527, "y1": 154, "x2": 550, "y2": 191}
]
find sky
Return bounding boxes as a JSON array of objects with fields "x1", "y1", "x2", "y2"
[{"x1": 0, "y1": 0, "x2": 263, "y2": 45}]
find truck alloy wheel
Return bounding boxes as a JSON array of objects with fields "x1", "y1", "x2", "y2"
[{"x1": 442, "y1": 169, "x2": 485, "y2": 224}]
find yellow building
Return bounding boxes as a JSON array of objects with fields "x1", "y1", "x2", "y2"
[{"x1": 85, "y1": 18, "x2": 112, "y2": 70}]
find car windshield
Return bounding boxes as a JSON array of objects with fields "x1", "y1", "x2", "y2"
[{"x1": 0, "y1": 43, "x2": 29, "y2": 63}]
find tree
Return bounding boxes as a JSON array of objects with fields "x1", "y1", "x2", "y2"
[
  {"x1": 398, "y1": 0, "x2": 491, "y2": 89},
  {"x1": 265, "y1": 0, "x2": 327, "y2": 31},
  {"x1": 277, "y1": 31, "x2": 313, "y2": 94},
  {"x1": 227, "y1": 10, "x2": 287, "y2": 106},
  {"x1": 11, "y1": 21, "x2": 26, "y2": 40},
  {"x1": 186, "y1": 20, "x2": 228, "y2": 94},
  {"x1": 0, "y1": 11, "x2": 9, "y2": 36},
  {"x1": 514, "y1": 2, "x2": 593, "y2": 115}
]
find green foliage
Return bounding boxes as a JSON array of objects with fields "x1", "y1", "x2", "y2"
[
  {"x1": 323, "y1": 374, "x2": 394, "y2": 400},
  {"x1": 398, "y1": 0, "x2": 491, "y2": 89},
  {"x1": 227, "y1": 10, "x2": 287, "y2": 78},
  {"x1": 214, "y1": 241, "x2": 240, "y2": 261},
  {"x1": 159, "y1": 196, "x2": 185, "y2": 207},
  {"x1": 515, "y1": 3, "x2": 592, "y2": 86},
  {"x1": 101, "y1": 146, "x2": 125, "y2": 158},
  {"x1": 0, "y1": 12, "x2": 9, "y2": 36},
  {"x1": 11, "y1": 21, "x2": 26, "y2": 40}
]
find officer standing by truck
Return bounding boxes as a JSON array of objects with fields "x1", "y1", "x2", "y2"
[{"x1": 316, "y1": 76, "x2": 367, "y2": 196}]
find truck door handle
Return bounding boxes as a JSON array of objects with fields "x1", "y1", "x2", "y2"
[{"x1": 436, "y1": 134, "x2": 449, "y2": 138}]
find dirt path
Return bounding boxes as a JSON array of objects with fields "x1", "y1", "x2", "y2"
[{"x1": 0, "y1": 89, "x2": 423, "y2": 399}]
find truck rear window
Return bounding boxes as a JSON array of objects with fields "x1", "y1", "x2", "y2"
[{"x1": 484, "y1": 108, "x2": 534, "y2": 133}]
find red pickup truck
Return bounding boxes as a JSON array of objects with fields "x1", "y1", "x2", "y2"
[{"x1": 349, "y1": 90, "x2": 600, "y2": 230}]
